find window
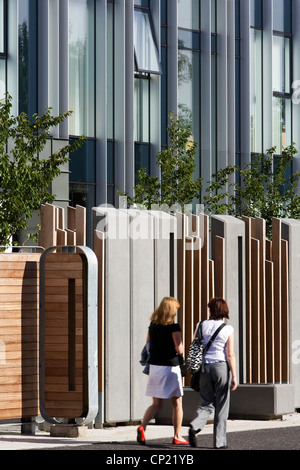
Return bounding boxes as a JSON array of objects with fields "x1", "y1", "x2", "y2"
[
  {"x1": 178, "y1": 0, "x2": 200, "y2": 30},
  {"x1": 0, "y1": 60, "x2": 4, "y2": 98},
  {"x1": 160, "y1": 0, "x2": 168, "y2": 147},
  {"x1": 69, "y1": 0, "x2": 95, "y2": 137},
  {"x1": 18, "y1": 0, "x2": 37, "y2": 116},
  {"x1": 250, "y1": 0, "x2": 262, "y2": 29},
  {"x1": 134, "y1": 8, "x2": 161, "y2": 74},
  {"x1": 272, "y1": 1, "x2": 292, "y2": 154},
  {"x1": 69, "y1": 139, "x2": 95, "y2": 247},
  {"x1": 250, "y1": 28, "x2": 263, "y2": 154},
  {"x1": 178, "y1": 0, "x2": 200, "y2": 181},
  {"x1": 273, "y1": 35, "x2": 291, "y2": 95},
  {"x1": 273, "y1": 0, "x2": 292, "y2": 34},
  {"x1": 0, "y1": 0, "x2": 5, "y2": 54},
  {"x1": 272, "y1": 97, "x2": 292, "y2": 151},
  {"x1": 134, "y1": 76, "x2": 150, "y2": 142},
  {"x1": 0, "y1": 0, "x2": 6, "y2": 99},
  {"x1": 107, "y1": 0, "x2": 114, "y2": 139}
]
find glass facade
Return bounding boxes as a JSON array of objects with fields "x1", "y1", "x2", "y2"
[
  {"x1": 2, "y1": 0, "x2": 299, "y2": 242},
  {"x1": 273, "y1": 0, "x2": 292, "y2": 33},
  {"x1": 272, "y1": 0, "x2": 292, "y2": 154},
  {"x1": 0, "y1": 0, "x2": 6, "y2": 99},
  {"x1": 0, "y1": 0, "x2": 4, "y2": 53},
  {"x1": 178, "y1": 0, "x2": 200, "y2": 30},
  {"x1": 18, "y1": 0, "x2": 37, "y2": 116},
  {"x1": 273, "y1": 35, "x2": 291, "y2": 95},
  {"x1": 250, "y1": 28, "x2": 263, "y2": 154},
  {"x1": 134, "y1": 76, "x2": 149, "y2": 142},
  {"x1": 177, "y1": 0, "x2": 200, "y2": 178}
]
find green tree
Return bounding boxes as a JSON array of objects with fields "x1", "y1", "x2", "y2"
[
  {"x1": 122, "y1": 113, "x2": 202, "y2": 210},
  {"x1": 0, "y1": 94, "x2": 85, "y2": 247},
  {"x1": 205, "y1": 144, "x2": 300, "y2": 238}
]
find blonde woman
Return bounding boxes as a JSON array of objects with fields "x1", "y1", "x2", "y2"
[{"x1": 137, "y1": 297, "x2": 189, "y2": 446}]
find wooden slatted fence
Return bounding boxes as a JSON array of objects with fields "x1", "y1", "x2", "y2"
[
  {"x1": 177, "y1": 214, "x2": 289, "y2": 385},
  {"x1": 0, "y1": 253, "x2": 40, "y2": 419}
]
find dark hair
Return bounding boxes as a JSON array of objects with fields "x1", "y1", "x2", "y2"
[{"x1": 208, "y1": 297, "x2": 229, "y2": 320}]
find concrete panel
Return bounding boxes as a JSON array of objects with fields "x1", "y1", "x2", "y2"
[
  {"x1": 127, "y1": 210, "x2": 155, "y2": 420},
  {"x1": 281, "y1": 219, "x2": 300, "y2": 408},
  {"x1": 229, "y1": 384, "x2": 295, "y2": 419},
  {"x1": 93, "y1": 208, "x2": 178, "y2": 423},
  {"x1": 93, "y1": 207, "x2": 131, "y2": 423}
]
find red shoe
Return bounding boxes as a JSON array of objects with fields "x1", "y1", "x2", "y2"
[
  {"x1": 172, "y1": 438, "x2": 189, "y2": 445},
  {"x1": 137, "y1": 425, "x2": 146, "y2": 445}
]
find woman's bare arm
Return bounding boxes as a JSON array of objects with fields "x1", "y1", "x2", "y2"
[{"x1": 226, "y1": 333, "x2": 237, "y2": 391}]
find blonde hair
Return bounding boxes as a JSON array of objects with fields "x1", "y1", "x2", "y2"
[{"x1": 150, "y1": 297, "x2": 180, "y2": 325}]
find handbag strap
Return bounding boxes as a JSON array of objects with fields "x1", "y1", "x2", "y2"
[{"x1": 203, "y1": 323, "x2": 226, "y2": 354}]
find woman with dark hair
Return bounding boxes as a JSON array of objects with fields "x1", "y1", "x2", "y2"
[
  {"x1": 189, "y1": 297, "x2": 237, "y2": 449},
  {"x1": 137, "y1": 297, "x2": 189, "y2": 446}
]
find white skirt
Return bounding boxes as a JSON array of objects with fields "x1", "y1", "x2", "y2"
[{"x1": 146, "y1": 364, "x2": 183, "y2": 399}]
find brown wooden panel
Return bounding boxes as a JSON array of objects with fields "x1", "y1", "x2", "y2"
[
  {"x1": 209, "y1": 259, "x2": 214, "y2": 301},
  {"x1": 176, "y1": 213, "x2": 188, "y2": 329},
  {"x1": 241, "y1": 216, "x2": 252, "y2": 382},
  {"x1": 185, "y1": 236, "x2": 193, "y2": 357},
  {"x1": 214, "y1": 235, "x2": 225, "y2": 298},
  {"x1": 251, "y1": 237, "x2": 260, "y2": 383},
  {"x1": 272, "y1": 218, "x2": 282, "y2": 382},
  {"x1": 251, "y1": 218, "x2": 267, "y2": 382},
  {"x1": 193, "y1": 236, "x2": 201, "y2": 328},
  {"x1": 0, "y1": 253, "x2": 40, "y2": 419},
  {"x1": 265, "y1": 260, "x2": 275, "y2": 382},
  {"x1": 200, "y1": 214, "x2": 210, "y2": 319},
  {"x1": 281, "y1": 239, "x2": 289, "y2": 382}
]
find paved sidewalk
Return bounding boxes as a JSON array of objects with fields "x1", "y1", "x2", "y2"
[{"x1": 0, "y1": 413, "x2": 299, "y2": 450}]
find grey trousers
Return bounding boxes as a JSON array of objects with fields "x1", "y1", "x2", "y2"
[{"x1": 190, "y1": 362, "x2": 231, "y2": 448}]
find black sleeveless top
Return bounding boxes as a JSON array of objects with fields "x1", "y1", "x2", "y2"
[{"x1": 148, "y1": 322, "x2": 181, "y2": 366}]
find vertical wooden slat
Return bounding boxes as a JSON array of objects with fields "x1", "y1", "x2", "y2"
[
  {"x1": 199, "y1": 214, "x2": 210, "y2": 319},
  {"x1": 209, "y1": 260, "x2": 214, "y2": 302},
  {"x1": 252, "y1": 218, "x2": 267, "y2": 382},
  {"x1": 281, "y1": 239, "x2": 289, "y2": 382},
  {"x1": 66, "y1": 229, "x2": 76, "y2": 246},
  {"x1": 266, "y1": 239, "x2": 272, "y2": 261},
  {"x1": 56, "y1": 228, "x2": 67, "y2": 246},
  {"x1": 68, "y1": 206, "x2": 76, "y2": 232},
  {"x1": 272, "y1": 218, "x2": 282, "y2": 382},
  {"x1": 176, "y1": 213, "x2": 188, "y2": 330},
  {"x1": 190, "y1": 215, "x2": 201, "y2": 327},
  {"x1": 185, "y1": 236, "x2": 194, "y2": 356},
  {"x1": 242, "y1": 216, "x2": 252, "y2": 383},
  {"x1": 193, "y1": 236, "x2": 201, "y2": 328},
  {"x1": 42, "y1": 203, "x2": 57, "y2": 248},
  {"x1": 251, "y1": 238, "x2": 260, "y2": 383},
  {"x1": 265, "y1": 260, "x2": 275, "y2": 382},
  {"x1": 75, "y1": 205, "x2": 86, "y2": 246},
  {"x1": 214, "y1": 235, "x2": 225, "y2": 298}
]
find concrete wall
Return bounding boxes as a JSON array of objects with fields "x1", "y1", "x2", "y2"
[
  {"x1": 281, "y1": 219, "x2": 300, "y2": 408},
  {"x1": 92, "y1": 207, "x2": 177, "y2": 424}
]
